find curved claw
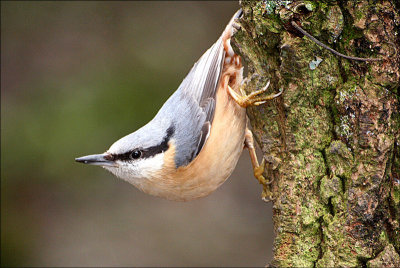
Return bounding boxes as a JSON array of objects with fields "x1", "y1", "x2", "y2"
[
  {"x1": 256, "y1": 159, "x2": 275, "y2": 202},
  {"x1": 245, "y1": 129, "x2": 276, "y2": 202},
  {"x1": 261, "y1": 80, "x2": 270, "y2": 92},
  {"x1": 262, "y1": 194, "x2": 275, "y2": 203},
  {"x1": 227, "y1": 81, "x2": 282, "y2": 108},
  {"x1": 254, "y1": 158, "x2": 274, "y2": 185}
]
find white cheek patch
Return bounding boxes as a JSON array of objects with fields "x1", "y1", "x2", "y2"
[
  {"x1": 137, "y1": 153, "x2": 164, "y2": 178},
  {"x1": 103, "y1": 153, "x2": 165, "y2": 184}
]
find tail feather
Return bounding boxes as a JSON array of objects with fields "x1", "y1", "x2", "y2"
[{"x1": 222, "y1": 9, "x2": 243, "y2": 69}]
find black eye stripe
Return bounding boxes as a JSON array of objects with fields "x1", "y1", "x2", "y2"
[{"x1": 112, "y1": 125, "x2": 175, "y2": 161}]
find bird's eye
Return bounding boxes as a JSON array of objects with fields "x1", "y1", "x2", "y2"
[{"x1": 130, "y1": 150, "x2": 142, "y2": 159}]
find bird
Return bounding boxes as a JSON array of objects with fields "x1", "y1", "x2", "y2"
[{"x1": 75, "y1": 9, "x2": 282, "y2": 201}]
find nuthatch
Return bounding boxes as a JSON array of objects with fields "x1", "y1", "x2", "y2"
[{"x1": 76, "y1": 9, "x2": 281, "y2": 201}]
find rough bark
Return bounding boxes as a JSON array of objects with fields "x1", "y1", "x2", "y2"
[{"x1": 231, "y1": 1, "x2": 400, "y2": 267}]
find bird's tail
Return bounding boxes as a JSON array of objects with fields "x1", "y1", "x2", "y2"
[
  {"x1": 223, "y1": 9, "x2": 243, "y2": 40},
  {"x1": 220, "y1": 9, "x2": 243, "y2": 72}
]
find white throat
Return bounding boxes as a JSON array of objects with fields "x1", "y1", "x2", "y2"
[{"x1": 103, "y1": 152, "x2": 165, "y2": 185}]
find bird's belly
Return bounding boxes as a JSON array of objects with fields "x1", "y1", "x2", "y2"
[{"x1": 138, "y1": 81, "x2": 247, "y2": 201}]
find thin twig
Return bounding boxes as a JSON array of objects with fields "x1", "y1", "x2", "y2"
[{"x1": 291, "y1": 21, "x2": 383, "y2": 62}]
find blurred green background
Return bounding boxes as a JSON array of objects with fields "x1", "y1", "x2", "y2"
[{"x1": 1, "y1": 1, "x2": 274, "y2": 266}]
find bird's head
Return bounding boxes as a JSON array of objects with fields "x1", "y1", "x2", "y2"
[{"x1": 75, "y1": 123, "x2": 175, "y2": 184}]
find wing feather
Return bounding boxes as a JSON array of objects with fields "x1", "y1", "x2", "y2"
[
  {"x1": 179, "y1": 38, "x2": 224, "y2": 123},
  {"x1": 154, "y1": 36, "x2": 227, "y2": 167}
]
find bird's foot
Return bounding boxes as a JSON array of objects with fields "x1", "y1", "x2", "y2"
[
  {"x1": 227, "y1": 80, "x2": 282, "y2": 108},
  {"x1": 245, "y1": 129, "x2": 275, "y2": 202},
  {"x1": 254, "y1": 158, "x2": 275, "y2": 202}
]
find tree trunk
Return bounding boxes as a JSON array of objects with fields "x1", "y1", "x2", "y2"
[{"x1": 231, "y1": 0, "x2": 400, "y2": 267}]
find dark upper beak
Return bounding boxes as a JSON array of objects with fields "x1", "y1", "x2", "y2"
[{"x1": 75, "y1": 153, "x2": 117, "y2": 167}]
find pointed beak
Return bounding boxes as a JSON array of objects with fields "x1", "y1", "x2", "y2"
[{"x1": 75, "y1": 153, "x2": 117, "y2": 167}]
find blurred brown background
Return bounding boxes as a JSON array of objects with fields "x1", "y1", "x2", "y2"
[{"x1": 1, "y1": 1, "x2": 274, "y2": 266}]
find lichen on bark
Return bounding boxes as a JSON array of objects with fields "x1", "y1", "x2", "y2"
[{"x1": 232, "y1": 0, "x2": 400, "y2": 266}]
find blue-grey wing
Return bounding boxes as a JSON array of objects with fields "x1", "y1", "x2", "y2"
[
  {"x1": 179, "y1": 37, "x2": 224, "y2": 123},
  {"x1": 156, "y1": 37, "x2": 225, "y2": 167}
]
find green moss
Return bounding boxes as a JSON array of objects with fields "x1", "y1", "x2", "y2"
[
  {"x1": 325, "y1": 141, "x2": 353, "y2": 179},
  {"x1": 287, "y1": 105, "x2": 332, "y2": 151},
  {"x1": 301, "y1": 198, "x2": 325, "y2": 226},
  {"x1": 316, "y1": 249, "x2": 336, "y2": 268},
  {"x1": 320, "y1": 175, "x2": 342, "y2": 203},
  {"x1": 354, "y1": 240, "x2": 374, "y2": 259},
  {"x1": 379, "y1": 230, "x2": 388, "y2": 243},
  {"x1": 293, "y1": 149, "x2": 327, "y2": 179},
  {"x1": 319, "y1": 213, "x2": 360, "y2": 267},
  {"x1": 253, "y1": 1, "x2": 284, "y2": 34}
]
